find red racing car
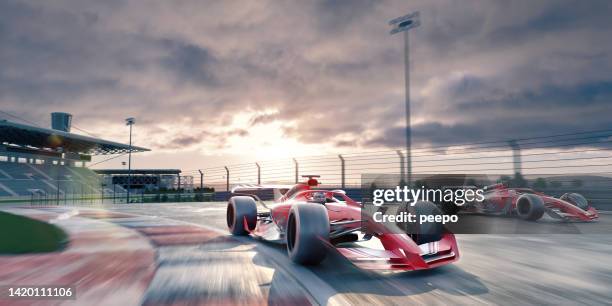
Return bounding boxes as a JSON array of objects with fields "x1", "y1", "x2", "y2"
[
  {"x1": 226, "y1": 175, "x2": 459, "y2": 270},
  {"x1": 458, "y1": 183, "x2": 599, "y2": 222}
]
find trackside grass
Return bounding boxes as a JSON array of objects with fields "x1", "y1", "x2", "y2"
[{"x1": 0, "y1": 211, "x2": 68, "y2": 254}]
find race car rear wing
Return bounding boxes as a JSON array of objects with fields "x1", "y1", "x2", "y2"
[{"x1": 231, "y1": 184, "x2": 293, "y2": 201}]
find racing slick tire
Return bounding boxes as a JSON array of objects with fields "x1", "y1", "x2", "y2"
[
  {"x1": 439, "y1": 199, "x2": 462, "y2": 215},
  {"x1": 227, "y1": 196, "x2": 258, "y2": 235},
  {"x1": 516, "y1": 194, "x2": 545, "y2": 221},
  {"x1": 398, "y1": 201, "x2": 444, "y2": 245},
  {"x1": 286, "y1": 204, "x2": 330, "y2": 265}
]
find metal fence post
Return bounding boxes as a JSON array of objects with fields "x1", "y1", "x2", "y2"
[
  {"x1": 293, "y1": 158, "x2": 298, "y2": 183},
  {"x1": 396, "y1": 150, "x2": 406, "y2": 185},
  {"x1": 56, "y1": 176, "x2": 60, "y2": 205},
  {"x1": 157, "y1": 174, "x2": 161, "y2": 201},
  {"x1": 256, "y1": 163, "x2": 261, "y2": 185},
  {"x1": 509, "y1": 140, "x2": 522, "y2": 177},
  {"x1": 177, "y1": 175, "x2": 181, "y2": 202},
  {"x1": 338, "y1": 154, "x2": 345, "y2": 188},
  {"x1": 225, "y1": 166, "x2": 230, "y2": 192}
]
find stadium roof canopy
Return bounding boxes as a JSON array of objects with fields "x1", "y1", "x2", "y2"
[
  {"x1": 0, "y1": 120, "x2": 149, "y2": 155},
  {"x1": 94, "y1": 169, "x2": 181, "y2": 175}
]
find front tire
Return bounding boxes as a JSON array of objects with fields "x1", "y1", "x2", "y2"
[
  {"x1": 227, "y1": 196, "x2": 257, "y2": 235},
  {"x1": 515, "y1": 194, "x2": 545, "y2": 221},
  {"x1": 286, "y1": 204, "x2": 329, "y2": 265}
]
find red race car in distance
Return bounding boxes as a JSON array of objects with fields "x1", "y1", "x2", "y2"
[
  {"x1": 460, "y1": 183, "x2": 599, "y2": 222},
  {"x1": 226, "y1": 175, "x2": 459, "y2": 270}
]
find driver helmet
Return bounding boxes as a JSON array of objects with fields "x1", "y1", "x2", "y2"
[
  {"x1": 560, "y1": 193, "x2": 589, "y2": 210},
  {"x1": 311, "y1": 192, "x2": 326, "y2": 204}
]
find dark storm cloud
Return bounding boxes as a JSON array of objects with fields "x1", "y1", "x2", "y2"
[
  {"x1": 226, "y1": 129, "x2": 249, "y2": 137},
  {"x1": 249, "y1": 113, "x2": 279, "y2": 126},
  {"x1": 335, "y1": 140, "x2": 357, "y2": 147},
  {"x1": 483, "y1": 1, "x2": 612, "y2": 48},
  {"x1": 314, "y1": 0, "x2": 378, "y2": 32},
  {"x1": 0, "y1": 77, "x2": 119, "y2": 102},
  {"x1": 157, "y1": 128, "x2": 249, "y2": 150},
  {"x1": 1, "y1": 0, "x2": 612, "y2": 152},
  {"x1": 368, "y1": 81, "x2": 612, "y2": 149},
  {"x1": 170, "y1": 135, "x2": 204, "y2": 147},
  {"x1": 161, "y1": 41, "x2": 218, "y2": 85}
]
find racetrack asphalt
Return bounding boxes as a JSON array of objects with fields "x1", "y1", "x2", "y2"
[{"x1": 91, "y1": 201, "x2": 612, "y2": 305}]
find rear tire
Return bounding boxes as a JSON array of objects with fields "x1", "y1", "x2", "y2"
[
  {"x1": 515, "y1": 194, "x2": 545, "y2": 221},
  {"x1": 227, "y1": 196, "x2": 257, "y2": 235},
  {"x1": 439, "y1": 200, "x2": 462, "y2": 215},
  {"x1": 286, "y1": 204, "x2": 329, "y2": 265},
  {"x1": 398, "y1": 201, "x2": 444, "y2": 245}
]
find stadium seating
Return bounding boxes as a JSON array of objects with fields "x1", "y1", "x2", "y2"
[{"x1": 0, "y1": 161, "x2": 103, "y2": 197}]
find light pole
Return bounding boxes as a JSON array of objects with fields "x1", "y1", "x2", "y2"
[
  {"x1": 389, "y1": 11, "x2": 420, "y2": 186},
  {"x1": 125, "y1": 117, "x2": 135, "y2": 203}
]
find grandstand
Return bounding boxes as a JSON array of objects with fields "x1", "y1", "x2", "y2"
[{"x1": 0, "y1": 112, "x2": 149, "y2": 200}]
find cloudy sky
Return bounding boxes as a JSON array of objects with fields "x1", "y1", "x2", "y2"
[{"x1": 1, "y1": 0, "x2": 611, "y2": 170}]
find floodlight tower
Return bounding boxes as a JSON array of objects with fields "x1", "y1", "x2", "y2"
[
  {"x1": 125, "y1": 117, "x2": 135, "y2": 203},
  {"x1": 389, "y1": 11, "x2": 420, "y2": 186},
  {"x1": 509, "y1": 140, "x2": 522, "y2": 177}
]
